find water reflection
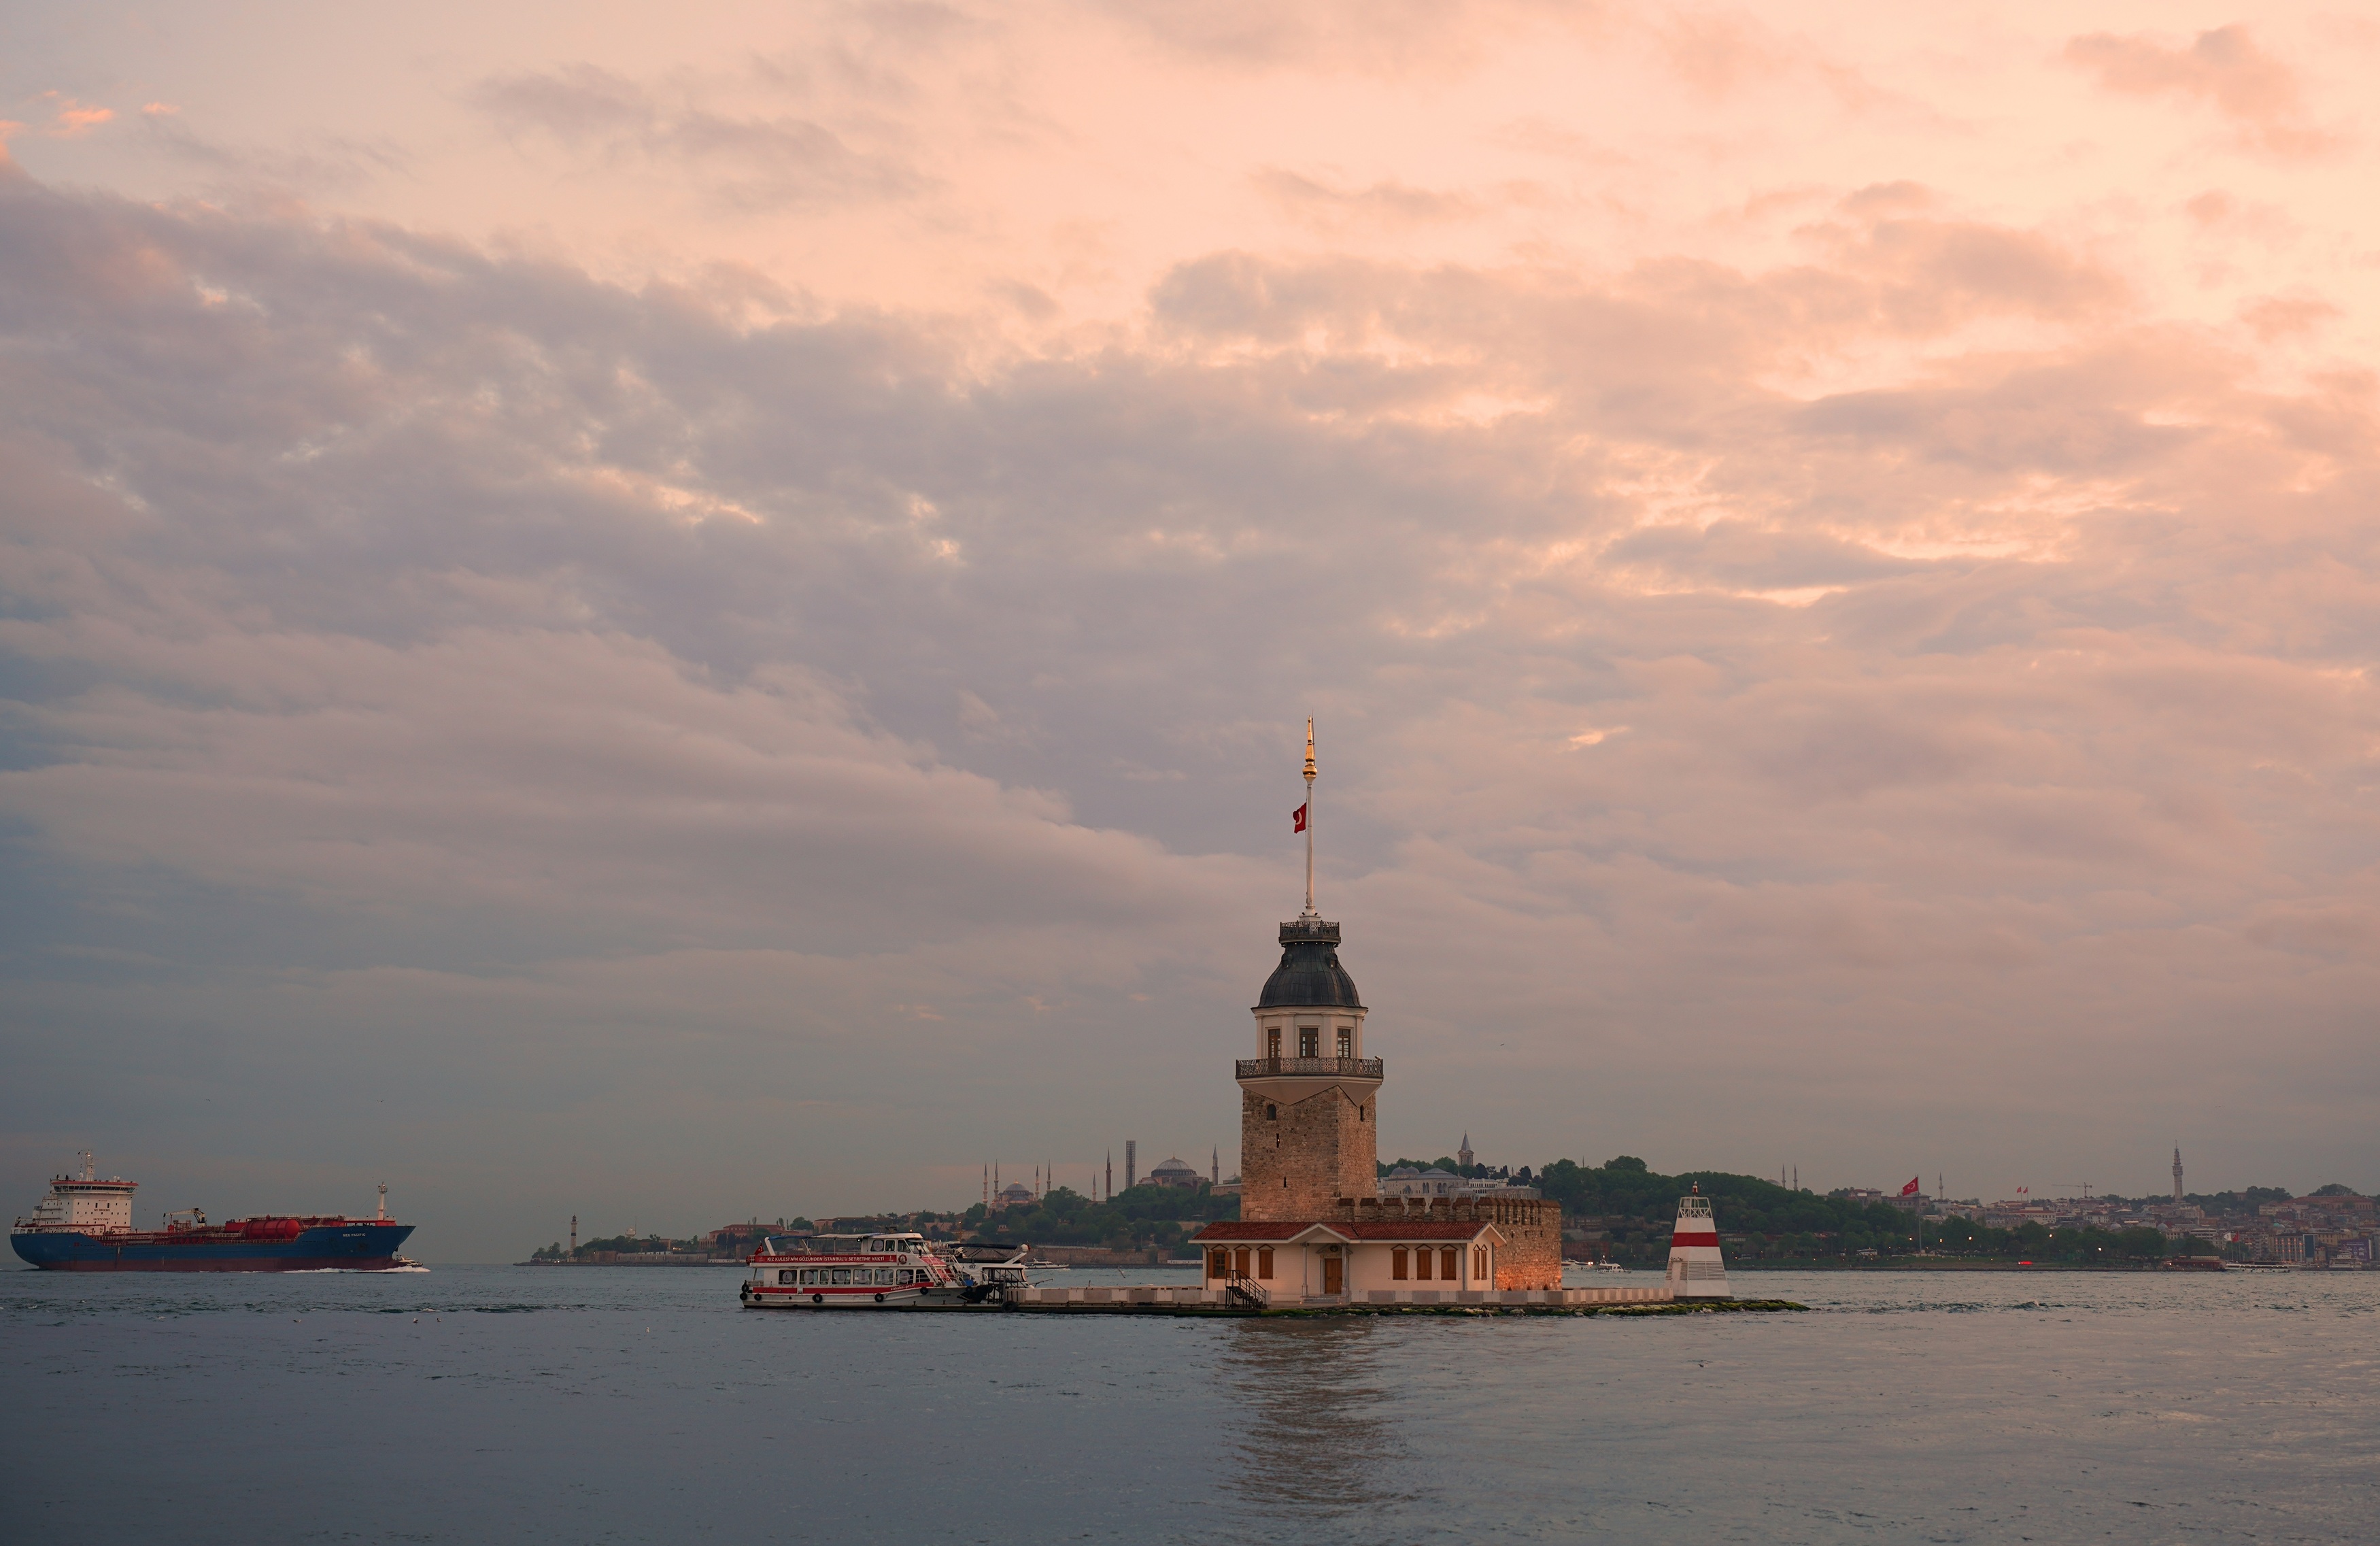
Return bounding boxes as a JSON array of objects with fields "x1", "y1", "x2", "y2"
[{"x1": 1215, "y1": 1317, "x2": 1424, "y2": 1522}]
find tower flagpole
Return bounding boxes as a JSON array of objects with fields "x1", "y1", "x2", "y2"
[{"x1": 1302, "y1": 717, "x2": 1317, "y2": 918}]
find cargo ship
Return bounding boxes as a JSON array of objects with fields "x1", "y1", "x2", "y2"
[{"x1": 10, "y1": 1154, "x2": 417, "y2": 1272}]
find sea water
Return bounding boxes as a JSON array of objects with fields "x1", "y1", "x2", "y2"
[{"x1": 2, "y1": 1264, "x2": 2372, "y2": 1543}]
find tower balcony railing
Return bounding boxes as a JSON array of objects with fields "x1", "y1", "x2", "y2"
[{"x1": 1236, "y1": 1056, "x2": 1384, "y2": 1081}]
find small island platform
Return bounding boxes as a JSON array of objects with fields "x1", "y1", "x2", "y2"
[{"x1": 993, "y1": 1283, "x2": 1805, "y2": 1315}]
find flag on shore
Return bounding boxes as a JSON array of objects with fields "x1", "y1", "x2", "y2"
[
  {"x1": 1292, "y1": 803, "x2": 1308, "y2": 833},
  {"x1": 1900, "y1": 1176, "x2": 1921, "y2": 1196}
]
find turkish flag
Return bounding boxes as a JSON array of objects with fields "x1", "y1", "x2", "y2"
[
  {"x1": 1292, "y1": 803, "x2": 1308, "y2": 833},
  {"x1": 1900, "y1": 1176, "x2": 1921, "y2": 1196}
]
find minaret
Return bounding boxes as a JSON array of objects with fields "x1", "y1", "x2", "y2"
[
  {"x1": 1239, "y1": 720, "x2": 1382, "y2": 1222},
  {"x1": 2172, "y1": 1146, "x2": 2184, "y2": 1206}
]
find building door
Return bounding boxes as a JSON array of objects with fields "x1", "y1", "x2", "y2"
[{"x1": 1322, "y1": 1256, "x2": 1343, "y2": 1295}]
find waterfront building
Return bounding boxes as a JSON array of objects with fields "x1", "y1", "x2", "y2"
[
  {"x1": 1380, "y1": 1166, "x2": 1466, "y2": 1198},
  {"x1": 1194, "y1": 725, "x2": 1561, "y2": 1302}
]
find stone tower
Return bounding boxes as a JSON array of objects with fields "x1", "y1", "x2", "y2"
[
  {"x1": 1238, "y1": 718, "x2": 1382, "y2": 1222},
  {"x1": 1238, "y1": 917, "x2": 1380, "y2": 1220}
]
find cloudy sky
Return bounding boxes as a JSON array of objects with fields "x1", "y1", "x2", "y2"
[{"x1": 4, "y1": 1, "x2": 2376, "y2": 1258}]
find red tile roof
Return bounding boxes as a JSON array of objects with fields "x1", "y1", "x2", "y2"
[
  {"x1": 1191, "y1": 1222, "x2": 1307, "y2": 1241},
  {"x1": 1193, "y1": 1220, "x2": 1495, "y2": 1243},
  {"x1": 1334, "y1": 1222, "x2": 1496, "y2": 1241}
]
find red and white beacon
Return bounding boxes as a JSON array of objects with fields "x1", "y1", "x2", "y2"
[{"x1": 1665, "y1": 1184, "x2": 1732, "y2": 1300}]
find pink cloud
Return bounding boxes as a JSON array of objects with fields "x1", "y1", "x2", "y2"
[
  {"x1": 34, "y1": 92, "x2": 115, "y2": 138},
  {"x1": 2064, "y1": 25, "x2": 2338, "y2": 156}
]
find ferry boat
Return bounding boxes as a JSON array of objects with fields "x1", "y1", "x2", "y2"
[
  {"x1": 739, "y1": 1232, "x2": 1019, "y2": 1309},
  {"x1": 11, "y1": 1156, "x2": 416, "y2": 1273}
]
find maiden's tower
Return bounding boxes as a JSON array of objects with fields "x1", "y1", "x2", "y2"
[{"x1": 1194, "y1": 724, "x2": 1562, "y2": 1304}]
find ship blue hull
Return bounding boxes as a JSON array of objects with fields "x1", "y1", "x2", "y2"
[{"x1": 10, "y1": 1222, "x2": 415, "y2": 1271}]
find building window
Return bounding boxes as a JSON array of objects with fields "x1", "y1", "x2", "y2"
[
  {"x1": 1357, "y1": 1105, "x2": 1365, "y2": 1121},
  {"x1": 1257, "y1": 1248, "x2": 1274, "y2": 1280},
  {"x1": 1392, "y1": 1247, "x2": 1408, "y2": 1280},
  {"x1": 1299, "y1": 1025, "x2": 1319, "y2": 1057},
  {"x1": 1209, "y1": 1249, "x2": 1227, "y2": 1279},
  {"x1": 1336, "y1": 1024, "x2": 1352, "y2": 1057},
  {"x1": 1441, "y1": 1247, "x2": 1459, "y2": 1281},
  {"x1": 1473, "y1": 1245, "x2": 1488, "y2": 1281},
  {"x1": 1234, "y1": 1247, "x2": 1251, "y2": 1277},
  {"x1": 1414, "y1": 1247, "x2": 1431, "y2": 1281},
  {"x1": 1266, "y1": 1103, "x2": 1277, "y2": 1120},
  {"x1": 1265, "y1": 1025, "x2": 1281, "y2": 1058}
]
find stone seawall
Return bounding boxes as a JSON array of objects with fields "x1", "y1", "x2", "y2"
[
  {"x1": 1002, "y1": 1283, "x2": 1676, "y2": 1313},
  {"x1": 1031, "y1": 1245, "x2": 1174, "y2": 1267}
]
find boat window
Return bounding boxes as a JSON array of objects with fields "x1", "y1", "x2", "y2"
[
  {"x1": 1256, "y1": 1248, "x2": 1274, "y2": 1280},
  {"x1": 1392, "y1": 1247, "x2": 1408, "y2": 1280},
  {"x1": 778, "y1": 1269, "x2": 796, "y2": 1285},
  {"x1": 876, "y1": 1268, "x2": 895, "y2": 1285},
  {"x1": 898, "y1": 1268, "x2": 914, "y2": 1284},
  {"x1": 830, "y1": 1268, "x2": 852, "y2": 1285}
]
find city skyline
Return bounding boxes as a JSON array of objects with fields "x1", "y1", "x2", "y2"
[{"x1": 4, "y1": 3, "x2": 2377, "y2": 1260}]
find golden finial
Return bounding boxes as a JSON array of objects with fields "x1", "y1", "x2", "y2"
[{"x1": 1304, "y1": 717, "x2": 1316, "y2": 784}]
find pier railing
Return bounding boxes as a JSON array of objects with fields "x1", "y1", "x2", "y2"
[{"x1": 1235, "y1": 1056, "x2": 1384, "y2": 1080}]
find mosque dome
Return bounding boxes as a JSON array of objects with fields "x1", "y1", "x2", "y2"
[
  {"x1": 1147, "y1": 1156, "x2": 1202, "y2": 1188},
  {"x1": 1256, "y1": 918, "x2": 1363, "y2": 1009}
]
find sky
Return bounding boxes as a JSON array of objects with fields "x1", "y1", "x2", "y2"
[{"x1": 3, "y1": 2, "x2": 2377, "y2": 1260}]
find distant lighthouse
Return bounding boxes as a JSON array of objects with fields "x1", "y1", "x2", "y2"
[{"x1": 1665, "y1": 1186, "x2": 1731, "y2": 1300}]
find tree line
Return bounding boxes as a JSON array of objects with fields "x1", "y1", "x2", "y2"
[{"x1": 1535, "y1": 1156, "x2": 2220, "y2": 1264}]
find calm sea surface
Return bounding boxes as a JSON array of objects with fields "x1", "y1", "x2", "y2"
[{"x1": 3, "y1": 1263, "x2": 2373, "y2": 1543}]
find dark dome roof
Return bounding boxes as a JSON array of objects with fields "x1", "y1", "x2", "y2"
[{"x1": 1256, "y1": 918, "x2": 1363, "y2": 1010}]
